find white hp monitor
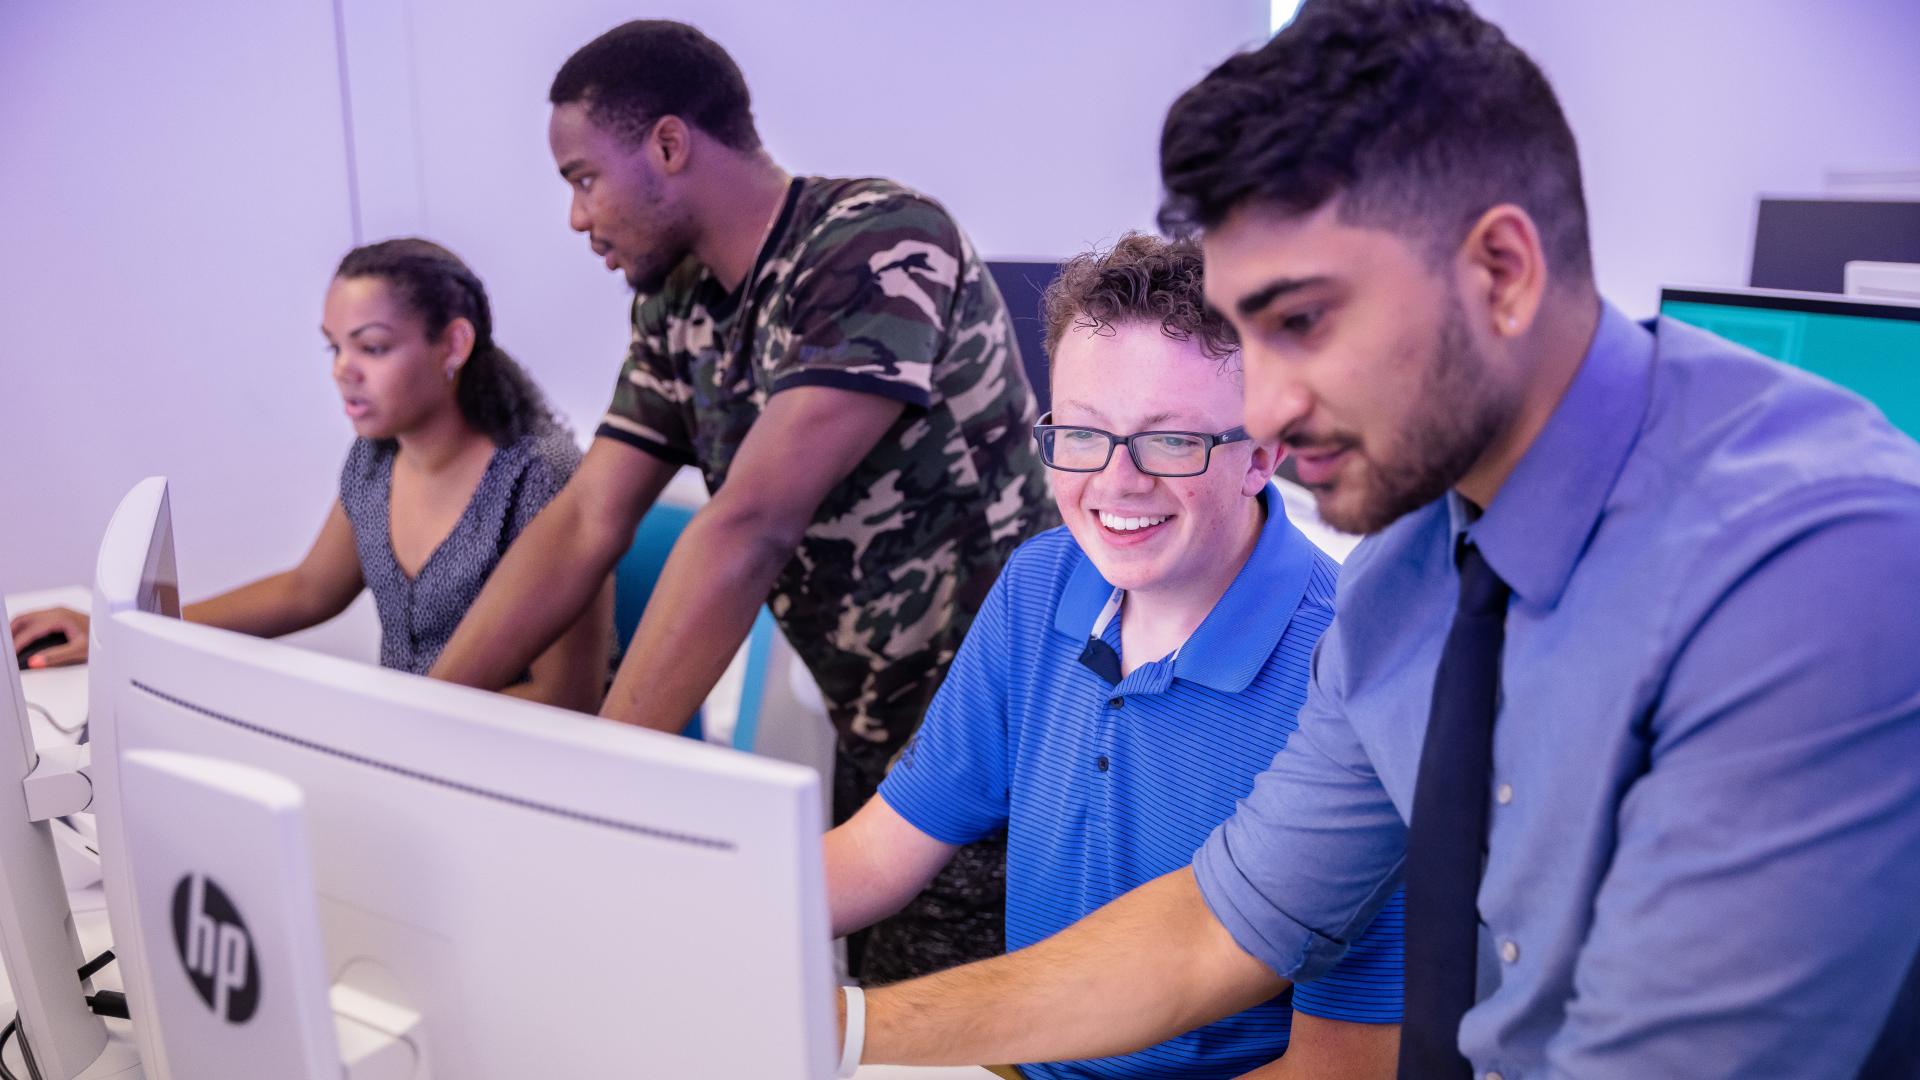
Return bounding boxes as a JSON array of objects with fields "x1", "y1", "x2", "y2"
[
  {"x1": 85, "y1": 477, "x2": 183, "y2": 1077},
  {"x1": 88, "y1": 479, "x2": 838, "y2": 1078},
  {"x1": 0, "y1": 594, "x2": 141, "y2": 1078}
]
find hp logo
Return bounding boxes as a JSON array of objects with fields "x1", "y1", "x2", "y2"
[{"x1": 170, "y1": 875, "x2": 260, "y2": 1024}]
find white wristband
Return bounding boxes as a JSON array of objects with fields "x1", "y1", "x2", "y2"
[{"x1": 837, "y1": 985, "x2": 867, "y2": 1078}]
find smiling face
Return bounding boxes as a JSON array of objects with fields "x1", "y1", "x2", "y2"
[
  {"x1": 1048, "y1": 321, "x2": 1278, "y2": 599},
  {"x1": 549, "y1": 101, "x2": 697, "y2": 292},
  {"x1": 322, "y1": 276, "x2": 464, "y2": 441},
  {"x1": 1202, "y1": 199, "x2": 1522, "y2": 533}
]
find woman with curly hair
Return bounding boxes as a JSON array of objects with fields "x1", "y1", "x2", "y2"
[{"x1": 11, "y1": 238, "x2": 611, "y2": 711}]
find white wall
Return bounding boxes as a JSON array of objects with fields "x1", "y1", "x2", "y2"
[
  {"x1": 1, "y1": 0, "x2": 1264, "y2": 660},
  {"x1": 0, "y1": 0, "x2": 379, "y2": 659},
  {"x1": 371, "y1": 0, "x2": 1268, "y2": 437},
  {"x1": 8, "y1": 0, "x2": 1918, "y2": 655},
  {"x1": 1476, "y1": 0, "x2": 1920, "y2": 315}
]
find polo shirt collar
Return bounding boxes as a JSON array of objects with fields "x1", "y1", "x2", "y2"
[
  {"x1": 1054, "y1": 548, "x2": 1117, "y2": 642},
  {"x1": 1051, "y1": 484, "x2": 1319, "y2": 693},
  {"x1": 1466, "y1": 300, "x2": 1654, "y2": 608}
]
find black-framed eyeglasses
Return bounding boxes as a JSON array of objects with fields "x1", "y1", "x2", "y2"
[{"x1": 1032, "y1": 412, "x2": 1251, "y2": 477}]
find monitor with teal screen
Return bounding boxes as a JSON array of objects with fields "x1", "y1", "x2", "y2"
[{"x1": 1659, "y1": 286, "x2": 1920, "y2": 441}]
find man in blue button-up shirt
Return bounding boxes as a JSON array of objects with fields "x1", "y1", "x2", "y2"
[{"x1": 839, "y1": 2, "x2": 1920, "y2": 1077}]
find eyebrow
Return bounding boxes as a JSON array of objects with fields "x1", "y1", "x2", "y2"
[
  {"x1": 1234, "y1": 275, "x2": 1332, "y2": 318},
  {"x1": 1055, "y1": 403, "x2": 1201, "y2": 429},
  {"x1": 320, "y1": 320, "x2": 396, "y2": 340}
]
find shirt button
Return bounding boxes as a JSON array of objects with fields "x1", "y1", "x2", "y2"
[
  {"x1": 1499, "y1": 939, "x2": 1520, "y2": 964},
  {"x1": 1108, "y1": 696, "x2": 1123, "y2": 708},
  {"x1": 1495, "y1": 783, "x2": 1514, "y2": 805},
  {"x1": 1096, "y1": 755, "x2": 1110, "y2": 772}
]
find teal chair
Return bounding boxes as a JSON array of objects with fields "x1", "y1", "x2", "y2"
[
  {"x1": 612, "y1": 502, "x2": 783, "y2": 751},
  {"x1": 611, "y1": 503, "x2": 694, "y2": 653}
]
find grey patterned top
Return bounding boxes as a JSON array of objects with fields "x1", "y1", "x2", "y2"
[{"x1": 339, "y1": 431, "x2": 581, "y2": 674}]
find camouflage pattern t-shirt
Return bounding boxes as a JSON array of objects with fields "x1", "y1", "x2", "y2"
[{"x1": 596, "y1": 176, "x2": 1056, "y2": 773}]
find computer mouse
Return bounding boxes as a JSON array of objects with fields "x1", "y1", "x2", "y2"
[{"x1": 16, "y1": 630, "x2": 69, "y2": 670}]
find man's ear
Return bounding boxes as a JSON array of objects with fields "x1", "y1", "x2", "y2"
[
  {"x1": 1458, "y1": 202, "x2": 1548, "y2": 339},
  {"x1": 652, "y1": 115, "x2": 692, "y2": 176}
]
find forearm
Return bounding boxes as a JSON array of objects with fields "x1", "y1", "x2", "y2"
[
  {"x1": 1235, "y1": 1054, "x2": 1362, "y2": 1080},
  {"x1": 506, "y1": 580, "x2": 615, "y2": 713},
  {"x1": 184, "y1": 571, "x2": 346, "y2": 639},
  {"x1": 1232, "y1": 1015, "x2": 1400, "y2": 1080},
  {"x1": 599, "y1": 502, "x2": 794, "y2": 731},
  {"x1": 826, "y1": 832, "x2": 926, "y2": 939},
  {"x1": 431, "y1": 495, "x2": 621, "y2": 691},
  {"x1": 501, "y1": 674, "x2": 597, "y2": 712},
  {"x1": 859, "y1": 868, "x2": 1287, "y2": 1067},
  {"x1": 827, "y1": 835, "x2": 906, "y2": 939}
]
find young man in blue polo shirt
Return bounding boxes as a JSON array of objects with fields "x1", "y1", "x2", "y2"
[{"x1": 824, "y1": 233, "x2": 1403, "y2": 1079}]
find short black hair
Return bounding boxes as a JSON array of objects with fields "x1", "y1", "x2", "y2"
[
  {"x1": 1159, "y1": 0, "x2": 1592, "y2": 282},
  {"x1": 550, "y1": 20, "x2": 760, "y2": 151}
]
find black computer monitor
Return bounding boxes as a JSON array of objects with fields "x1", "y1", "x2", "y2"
[
  {"x1": 1750, "y1": 198, "x2": 1920, "y2": 295},
  {"x1": 988, "y1": 259, "x2": 1062, "y2": 414}
]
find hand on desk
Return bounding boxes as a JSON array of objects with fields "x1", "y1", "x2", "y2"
[{"x1": 11, "y1": 606, "x2": 90, "y2": 669}]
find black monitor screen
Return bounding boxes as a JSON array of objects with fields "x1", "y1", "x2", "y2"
[
  {"x1": 1751, "y1": 199, "x2": 1920, "y2": 294},
  {"x1": 988, "y1": 259, "x2": 1062, "y2": 415}
]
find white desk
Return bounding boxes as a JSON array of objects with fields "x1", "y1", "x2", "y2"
[{"x1": 3, "y1": 588, "x2": 992, "y2": 1079}]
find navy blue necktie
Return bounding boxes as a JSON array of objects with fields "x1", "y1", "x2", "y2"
[{"x1": 1400, "y1": 539, "x2": 1510, "y2": 1079}]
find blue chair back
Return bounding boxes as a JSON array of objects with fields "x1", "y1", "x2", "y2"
[
  {"x1": 613, "y1": 503, "x2": 696, "y2": 651},
  {"x1": 612, "y1": 503, "x2": 701, "y2": 738},
  {"x1": 612, "y1": 502, "x2": 783, "y2": 750}
]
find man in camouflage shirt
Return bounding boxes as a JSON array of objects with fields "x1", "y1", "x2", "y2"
[{"x1": 428, "y1": 20, "x2": 1054, "y2": 982}]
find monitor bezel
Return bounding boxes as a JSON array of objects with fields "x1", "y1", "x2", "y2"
[{"x1": 1661, "y1": 283, "x2": 1920, "y2": 322}]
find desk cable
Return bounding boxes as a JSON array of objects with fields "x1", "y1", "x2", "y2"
[
  {"x1": 24, "y1": 702, "x2": 84, "y2": 739},
  {"x1": 0, "y1": 949, "x2": 126, "y2": 1080}
]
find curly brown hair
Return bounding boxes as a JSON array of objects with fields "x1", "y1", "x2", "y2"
[{"x1": 1040, "y1": 233, "x2": 1240, "y2": 376}]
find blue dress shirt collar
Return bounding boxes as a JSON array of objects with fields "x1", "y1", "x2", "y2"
[{"x1": 1465, "y1": 301, "x2": 1655, "y2": 608}]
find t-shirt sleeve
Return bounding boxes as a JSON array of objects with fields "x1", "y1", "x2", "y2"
[
  {"x1": 506, "y1": 435, "x2": 581, "y2": 543},
  {"x1": 596, "y1": 291, "x2": 698, "y2": 465},
  {"x1": 764, "y1": 194, "x2": 962, "y2": 409},
  {"x1": 1290, "y1": 887, "x2": 1405, "y2": 1023},
  {"x1": 336, "y1": 437, "x2": 378, "y2": 540},
  {"x1": 874, "y1": 568, "x2": 1014, "y2": 844},
  {"x1": 338, "y1": 437, "x2": 373, "y2": 499}
]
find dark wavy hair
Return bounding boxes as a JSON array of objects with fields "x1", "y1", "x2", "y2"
[
  {"x1": 1159, "y1": 0, "x2": 1592, "y2": 282},
  {"x1": 335, "y1": 238, "x2": 563, "y2": 446},
  {"x1": 550, "y1": 20, "x2": 760, "y2": 151},
  {"x1": 1041, "y1": 233, "x2": 1240, "y2": 374}
]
